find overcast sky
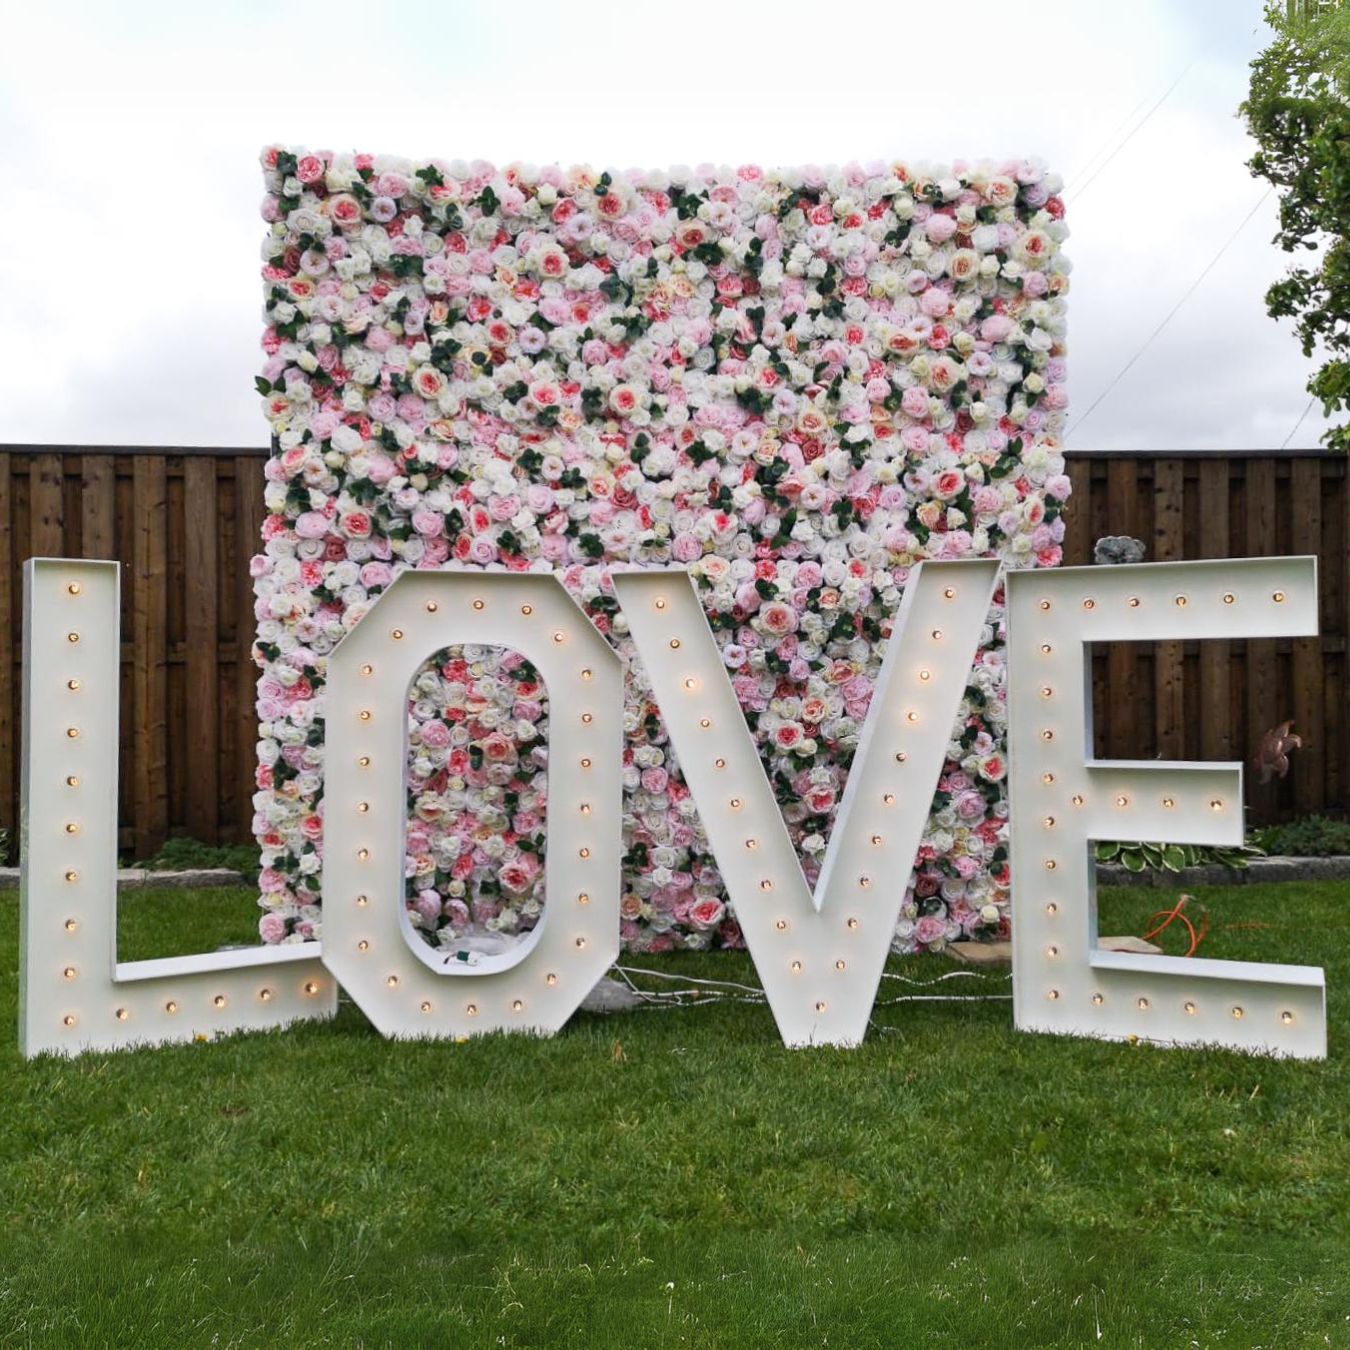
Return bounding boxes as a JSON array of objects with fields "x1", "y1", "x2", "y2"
[{"x1": 0, "y1": 0, "x2": 1333, "y2": 452}]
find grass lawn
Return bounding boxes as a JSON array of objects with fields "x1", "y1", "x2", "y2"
[{"x1": 2, "y1": 881, "x2": 1348, "y2": 1347}]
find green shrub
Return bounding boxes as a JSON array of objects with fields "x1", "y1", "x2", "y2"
[
  {"x1": 129, "y1": 837, "x2": 261, "y2": 882},
  {"x1": 1095, "y1": 840, "x2": 1263, "y2": 874},
  {"x1": 1251, "y1": 815, "x2": 1350, "y2": 857}
]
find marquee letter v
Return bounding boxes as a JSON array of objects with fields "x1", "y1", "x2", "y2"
[{"x1": 613, "y1": 560, "x2": 1000, "y2": 1047}]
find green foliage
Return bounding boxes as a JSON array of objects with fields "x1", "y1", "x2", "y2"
[
  {"x1": 129, "y1": 836, "x2": 261, "y2": 882},
  {"x1": 1095, "y1": 839, "x2": 1263, "y2": 873},
  {"x1": 1241, "y1": 2, "x2": 1350, "y2": 450},
  {"x1": 1252, "y1": 812, "x2": 1350, "y2": 855},
  {"x1": 2, "y1": 883, "x2": 1350, "y2": 1343}
]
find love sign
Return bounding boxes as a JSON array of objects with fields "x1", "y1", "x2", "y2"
[{"x1": 18, "y1": 554, "x2": 1327, "y2": 1060}]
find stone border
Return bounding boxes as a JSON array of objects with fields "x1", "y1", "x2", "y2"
[{"x1": 0, "y1": 867, "x2": 247, "y2": 891}]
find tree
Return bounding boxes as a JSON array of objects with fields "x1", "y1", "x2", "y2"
[{"x1": 1241, "y1": 1, "x2": 1350, "y2": 450}]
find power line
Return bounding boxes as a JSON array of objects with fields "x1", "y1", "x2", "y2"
[
  {"x1": 1063, "y1": 90, "x2": 1153, "y2": 192},
  {"x1": 1068, "y1": 187, "x2": 1274, "y2": 441},
  {"x1": 1281, "y1": 394, "x2": 1317, "y2": 449},
  {"x1": 1068, "y1": 62, "x2": 1193, "y2": 202}
]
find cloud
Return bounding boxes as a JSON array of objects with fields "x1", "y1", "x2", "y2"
[{"x1": 0, "y1": 0, "x2": 1331, "y2": 449}]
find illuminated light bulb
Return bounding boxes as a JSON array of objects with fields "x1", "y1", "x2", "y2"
[
  {"x1": 357, "y1": 802, "x2": 369, "y2": 813},
  {"x1": 1162, "y1": 796, "x2": 1175, "y2": 808},
  {"x1": 905, "y1": 711, "x2": 919, "y2": 723},
  {"x1": 65, "y1": 775, "x2": 79, "y2": 787},
  {"x1": 1128, "y1": 597, "x2": 1140, "y2": 609},
  {"x1": 1223, "y1": 593, "x2": 1235, "y2": 605},
  {"x1": 580, "y1": 757, "x2": 592, "y2": 769},
  {"x1": 1040, "y1": 729, "x2": 1054, "y2": 742},
  {"x1": 1209, "y1": 799, "x2": 1224, "y2": 811},
  {"x1": 421, "y1": 1001, "x2": 433, "y2": 1014},
  {"x1": 1044, "y1": 859, "x2": 1057, "y2": 871},
  {"x1": 166, "y1": 1000, "x2": 178, "y2": 1014},
  {"x1": 64, "y1": 822, "x2": 79, "y2": 835},
  {"x1": 1137, "y1": 997, "x2": 1150, "y2": 1011},
  {"x1": 654, "y1": 598, "x2": 667, "y2": 610},
  {"x1": 391, "y1": 628, "x2": 404, "y2": 640},
  {"x1": 683, "y1": 678, "x2": 698, "y2": 691},
  {"x1": 579, "y1": 802, "x2": 592, "y2": 815},
  {"x1": 356, "y1": 894, "x2": 369, "y2": 906},
  {"x1": 1042, "y1": 772, "x2": 1055, "y2": 785},
  {"x1": 575, "y1": 937, "x2": 587, "y2": 949},
  {"x1": 425, "y1": 601, "x2": 439, "y2": 613},
  {"x1": 1115, "y1": 795, "x2": 1129, "y2": 808},
  {"x1": 895, "y1": 751, "x2": 907, "y2": 763},
  {"x1": 730, "y1": 798, "x2": 743, "y2": 809},
  {"x1": 577, "y1": 892, "x2": 590, "y2": 905},
  {"x1": 1038, "y1": 600, "x2": 1051, "y2": 612},
  {"x1": 1046, "y1": 946, "x2": 1059, "y2": 959},
  {"x1": 1091, "y1": 993, "x2": 1104, "y2": 1006},
  {"x1": 115, "y1": 1008, "x2": 128, "y2": 1021},
  {"x1": 1071, "y1": 795, "x2": 1084, "y2": 807},
  {"x1": 791, "y1": 961, "x2": 803, "y2": 973},
  {"x1": 1047, "y1": 989, "x2": 1060, "y2": 1001},
  {"x1": 260, "y1": 988, "x2": 273, "y2": 1002},
  {"x1": 1273, "y1": 591, "x2": 1285, "y2": 603},
  {"x1": 512, "y1": 1000, "x2": 524, "y2": 1013},
  {"x1": 579, "y1": 847, "x2": 591, "y2": 859},
  {"x1": 358, "y1": 710, "x2": 372, "y2": 722},
  {"x1": 360, "y1": 664, "x2": 374, "y2": 676},
  {"x1": 552, "y1": 632, "x2": 566, "y2": 644},
  {"x1": 64, "y1": 871, "x2": 77, "y2": 884},
  {"x1": 859, "y1": 876, "x2": 872, "y2": 889},
  {"x1": 699, "y1": 718, "x2": 711, "y2": 729},
  {"x1": 847, "y1": 917, "x2": 859, "y2": 930},
  {"x1": 762, "y1": 880, "x2": 775, "y2": 893},
  {"x1": 1040, "y1": 686, "x2": 1052, "y2": 698},
  {"x1": 386, "y1": 975, "x2": 399, "y2": 988},
  {"x1": 581, "y1": 713, "x2": 593, "y2": 725},
  {"x1": 520, "y1": 605, "x2": 533, "y2": 616},
  {"x1": 358, "y1": 756, "x2": 371, "y2": 767},
  {"x1": 745, "y1": 838, "x2": 758, "y2": 850},
  {"x1": 1043, "y1": 816, "x2": 1055, "y2": 828},
  {"x1": 1281, "y1": 1010, "x2": 1294, "y2": 1025},
  {"x1": 66, "y1": 632, "x2": 79, "y2": 644},
  {"x1": 66, "y1": 727, "x2": 79, "y2": 739},
  {"x1": 357, "y1": 849, "x2": 370, "y2": 862},
  {"x1": 943, "y1": 587, "x2": 956, "y2": 599},
  {"x1": 304, "y1": 981, "x2": 319, "y2": 996},
  {"x1": 1231, "y1": 1005, "x2": 1245, "y2": 1020},
  {"x1": 581, "y1": 668, "x2": 593, "y2": 681},
  {"x1": 669, "y1": 639, "x2": 682, "y2": 650},
  {"x1": 67, "y1": 679, "x2": 80, "y2": 691},
  {"x1": 63, "y1": 919, "x2": 77, "y2": 932},
  {"x1": 882, "y1": 793, "x2": 895, "y2": 806},
  {"x1": 357, "y1": 940, "x2": 369, "y2": 952},
  {"x1": 815, "y1": 1002, "x2": 827, "y2": 1013},
  {"x1": 1173, "y1": 596, "x2": 1187, "y2": 609},
  {"x1": 775, "y1": 918, "x2": 787, "y2": 930},
  {"x1": 919, "y1": 669, "x2": 931, "y2": 681},
  {"x1": 63, "y1": 1015, "x2": 76, "y2": 1027},
  {"x1": 1040, "y1": 643, "x2": 1052, "y2": 654},
  {"x1": 466, "y1": 1003, "x2": 478, "y2": 1016},
  {"x1": 472, "y1": 599, "x2": 485, "y2": 611},
  {"x1": 1184, "y1": 1001, "x2": 1197, "y2": 1016},
  {"x1": 546, "y1": 973, "x2": 558, "y2": 986},
  {"x1": 930, "y1": 629, "x2": 943, "y2": 640},
  {"x1": 1082, "y1": 598, "x2": 1095, "y2": 610},
  {"x1": 870, "y1": 835, "x2": 883, "y2": 846},
  {"x1": 62, "y1": 966, "x2": 76, "y2": 980},
  {"x1": 213, "y1": 995, "x2": 227, "y2": 1009},
  {"x1": 67, "y1": 583, "x2": 82, "y2": 596},
  {"x1": 1045, "y1": 902, "x2": 1057, "y2": 916},
  {"x1": 714, "y1": 758, "x2": 726, "y2": 769}
]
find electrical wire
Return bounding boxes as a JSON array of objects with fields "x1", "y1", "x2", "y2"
[
  {"x1": 1068, "y1": 187, "x2": 1274, "y2": 441},
  {"x1": 1281, "y1": 394, "x2": 1317, "y2": 449}
]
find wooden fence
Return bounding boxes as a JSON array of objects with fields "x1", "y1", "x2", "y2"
[{"x1": 0, "y1": 445, "x2": 1345, "y2": 854}]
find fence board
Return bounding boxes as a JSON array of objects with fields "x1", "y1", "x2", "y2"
[
  {"x1": 1291, "y1": 457, "x2": 1326, "y2": 814},
  {"x1": 1152, "y1": 459, "x2": 1185, "y2": 760},
  {"x1": 183, "y1": 457, "x2": 221, "y2": 843},
  {"x1": 0, "y1": 457, "x2": 13, "y2": 843},
  {"x1": 1198, "y1": 458, "x2": 1232, "y2": 764},
  {"x1": 132, "y1": 456, "x2": 169, "y2": 857}
]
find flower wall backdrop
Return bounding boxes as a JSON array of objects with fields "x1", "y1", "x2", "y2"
[{"x1": 254, "y1": 148, "x2": 1071, "y2": 955}]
